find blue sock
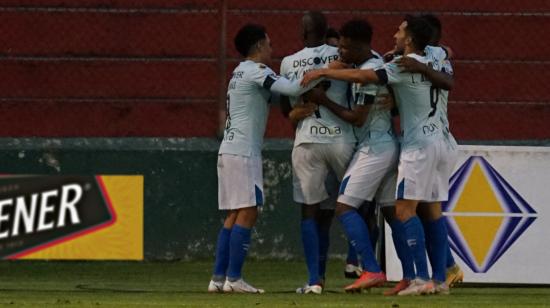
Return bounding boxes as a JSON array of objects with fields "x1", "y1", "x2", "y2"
[
  {"x1": 403, "y1": 216, "x2": 429, "y2": 280},
  {"x1": 370, "y1": 225, "x2": 380, "y2": 251},
  {"x1": 226, "y1": 224, "x2": 251, "y2": 280},
  {"x1": 301, "y1": 219, "x2": 320, "y2": 285},
  {"x1": 317, "y1": 220, "x2": 331, "y2": 280},
  {"x1": 346, "y1": 242, "x2": 359, "y2": 265},
  {"x1": 212, "y1": 227, "x2": 232, "y2": 279},
  {"x1": 444, "y1": 216, "x2": 456, "y2": 268},
  {"x1": 339, "y1": 211, "x2": 381, "y2": 273},
  {"x1": 446, "y1": 244, "x2": 456, "y2": 268},
  {"x1": 389, "y1": 220, "x2": 415, "y2": 281},
  {"x1": 424, "y1": 217, "x2": 449, "y2": 283}
]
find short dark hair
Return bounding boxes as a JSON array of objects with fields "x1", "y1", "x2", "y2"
[
  {"x1": 421, "y1": 13, "x2": 442, "y2": 44},
  {"x1": 234, "y1": 24, "x2": 267, "y2": 57},
  {"x1": 339, "y1": 19, "x2": 373, "y2": 44},
  {"x1": 404, "y1": 15, "x2": 433, "y2": 51},
  {"x1": 326, "y1": 27, "x2": 339, "y2": 40},
  {"x1": 304, "y1": 11, "x2": 328, "y2": 39}
]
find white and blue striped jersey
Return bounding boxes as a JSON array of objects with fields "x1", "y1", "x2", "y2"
[{"x1": 280, "y1": 44, "x2": 355, "y2": 146}]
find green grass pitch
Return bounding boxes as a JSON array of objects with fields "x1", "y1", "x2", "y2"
[{"x1": 0, "y1": 260, "x2": 548, "y2": 307}]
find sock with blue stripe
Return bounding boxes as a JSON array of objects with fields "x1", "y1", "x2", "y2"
[
  {"x1": 226, "y1": 224, "x2": 251, "y2": 281},
  {"x1": 317, "y1": 219, "x2": 331, "y2": 280},
  {"x1": 346, "y1": 243, "x2": 359, "y2": 265},
  {"x1": 212, "y1": 227, "x2": 231, "y2": 281},
  {"x1": 389, "y1": 220, "x2": 416, "y2": 281},
  {"x1": 339, "y1": 211, "x2": 381, "y2": 273},
  {"x1": 424, "y1": 217, "x2": 449, "y2": 283},
  {"x1": 403, "y1": 216, "x2": 429, "y2": 280},
  {"x1": 301, "y1": 218, "x2": 320, "y2": 285}
]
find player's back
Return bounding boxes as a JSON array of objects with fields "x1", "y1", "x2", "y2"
[
  {"x1": 280, "y1": 44, "x2": 355, "y2": 146},
  {"x1": 386, "y1": 53, "x2": 444, "y2": 150},
  {"x1": 353, "y1": 52, "x2": 396, "y2": 151},
  {"x1": 219, "y1": 60, "x2": 272, "y2": 157},
  {"x1": 424, "y1": 45, "x2": 456, "y2": 146}
]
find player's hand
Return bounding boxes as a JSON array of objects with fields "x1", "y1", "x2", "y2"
[
  {"x1": 396, "y1": 57, "x2": 428, "y2": 74},
  {"x1": 303, "y1": 88, "x2": 327, "y2": 106},
  {"x1": 383, "y1": 49, "x2": 396, "y2": 63},
  {"x1": 301, "y1": 69, "x2": 325, "y2": 87},
  {"x1": 289, "y1": 102, "x2": 317, "y2": 123},
  {"x1": 328, "y1": 60, "x2": 350, "y2": 70},
  {"x1": 377, "y1": 93, "x2": 395, "y2": 110}
]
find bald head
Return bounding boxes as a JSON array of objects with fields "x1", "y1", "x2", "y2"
[{"x1": 302, "y1": 11, "x2": 327, "y2": 45}]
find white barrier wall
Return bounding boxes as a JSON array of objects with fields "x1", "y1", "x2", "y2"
[{"x1": 385, "y1": 146, "x2": 550, "y2": 284}]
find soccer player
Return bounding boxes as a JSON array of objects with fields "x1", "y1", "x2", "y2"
[
  {"x1": 279, "y1": 11, "x2": 356, "y2": 294},
  {"x1": 208, "y1": 23, "x2": 321, "y2": 294},
  {"x1": 304, "y1": 19, "x2": 400, "y2": 293},
  {"x1": 397, "y1": 13, "x2": 464, "y2": 289},
  {"x1": 302, "y1": 15, "x2": 458, "y2": 295}
]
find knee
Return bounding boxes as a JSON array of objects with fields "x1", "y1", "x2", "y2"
[
  {"x1": 335, "y1": 203, "x2": 354, "y2": 217},
  {"x1": 301, "y1": 204, "x2": 319, "y2": 220},
  {"x1": 236, "y1": 207, "x2": 258, "y2": 227}
]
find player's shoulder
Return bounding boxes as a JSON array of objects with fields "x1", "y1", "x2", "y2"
[
  {"x1": 360, "y1": 51, "x2": 384, "y2": 70},
  {"x1": 425, "y1": 45, "x2": 447, "y2": 61},
  {"x1": 406, "y1": 53, "x2": 429, "y2": 64},
  {"x1": 240, "y1": 61, "x2": 274, "y2": 79}
]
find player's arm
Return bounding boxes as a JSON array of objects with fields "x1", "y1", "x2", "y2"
[
  {"x1": 264, "y1": 74, "x2": 322, "y2": 97},
  {"x1": 395, "y1": 57, "x2": 454, "y2": 90},
  {"x1": 301, "y1": 68, "x2": 381, "y2": 86},
  {"x1": 288, "y1": 102, "x2": 316, "y2": 126},
  {"x1": 307, "y1": 87, "x2": 370, "y2": 127}
]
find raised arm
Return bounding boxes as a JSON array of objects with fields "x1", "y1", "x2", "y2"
[
  {"x1": 301, "y1": 68, "x2": 381, "y2": 87},
  {"x1": 395, "y1": 57, "x2": 454, "y2": 90},
  {"x1": 306, "y1": 88, "x2": 370, "y2": 127},
  {"x1": 266, "y1": 75, "x2": 322, "y2": 97}
]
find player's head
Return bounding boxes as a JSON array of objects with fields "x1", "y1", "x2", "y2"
[
  {"x1": 326, "y1": 27, "x2": 339, "y2": 47},
  {"x1": 302, "y1": 11, "x2": 328, "y2": 43},
  {"x1": 421, "y1": 13, "x2": 442, "y2": 45},
  {"x1": 338, "y1": 19, "x2": 373, "y2": 65},
  {"x1": 394, "y1": 15, "x2": 432, "y2": 54},
  {"x1": 234, "y1": 23, "x2": 272, "y2": 63}
]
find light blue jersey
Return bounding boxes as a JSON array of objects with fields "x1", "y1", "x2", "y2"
[
  {"x1": 280, "y1": 44, "x2": 355, "y2": 146},
  {"x1": 383, "y1": 53, "x2": 445, "y2": 151},
  {"x1": 425, "y1": 45, "x2": 457, "y2": 148},
  {"x1": 352, "y1": 53, "x2": 397, "y2": 153},
  {"x1": 220, "y1": 60, "x2": 321, "y2": 157}
]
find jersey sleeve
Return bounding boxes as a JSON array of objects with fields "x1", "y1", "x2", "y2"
[
  {"x1": 380, "y1": 61, "x2": 403, "y2": 85},
  {"x1": 355, "y1": 62, "x2": 382, "y2": 105},
  {"x1": 441, "y1": 59, "x2": 454, "y2": 76}
]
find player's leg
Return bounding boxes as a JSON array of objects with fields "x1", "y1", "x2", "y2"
[
  {"x1": 419, "y1": 137, "x2": 461, "y2": 292},
  {"x1": 377, "y1": 171, "x2": 415, "y2": 296},
  {"x1": 209, "y1": 210, "x2": 238, "y2": 292},
  {"x1": 323, "y1": 143, "x2": 360, "y2": 280},
  {"x1": 215, "y1": 154, "x2": 264, "y2": 294},
  {"x1": 418, "y1": 202, "x2": 449, "y2": 293},
  {"x1": 292, "y1": 144, "x2": 329, "y2": 293},
  {"x1": 317, "y1": 170, "x2": 339, "y2": 283},
  {"x1": 394, "y1": 146, "x2": 437, "y2": 296},
  {"x1": 335, "y1": 148, "x2": 394, "y2": 292}
]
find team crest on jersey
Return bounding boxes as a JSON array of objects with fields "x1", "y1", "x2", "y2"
[{"x1": 442, "y1": 156, "x2": 537, "y2": 273}]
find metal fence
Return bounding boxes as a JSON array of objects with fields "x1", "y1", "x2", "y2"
[{"x1": 0, "y1": 1, "x2": 548, "y2": 141}]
